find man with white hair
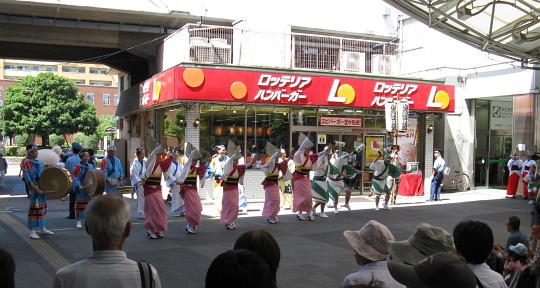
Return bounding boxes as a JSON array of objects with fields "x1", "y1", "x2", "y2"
[
  {"x1": 53, "y1": 195, "x2": 162, "y2": 287},
  {"x1": 100, "y1": 145, "x2": 125, "y2": 196}
]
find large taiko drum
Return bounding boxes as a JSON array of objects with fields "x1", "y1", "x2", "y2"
[
  {"x1": 83, "y1": 170, "x2": 105, "y2": 197},
  {"x1": 39, "y1": 166, "x2": 73, "y2": 199}
]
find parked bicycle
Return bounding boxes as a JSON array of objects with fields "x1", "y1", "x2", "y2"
[{"x1": 442, "y1": 166, "x2": 470, "y2": 192}]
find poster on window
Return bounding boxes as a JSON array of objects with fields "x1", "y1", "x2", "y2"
[
  {"x1": 397, "y1": 118, "x2": 418, "y2": 164},
  {"x1": 364, "y1": 135, "x2": 386, "y2": 168}
]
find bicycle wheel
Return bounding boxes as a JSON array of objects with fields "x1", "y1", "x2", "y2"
[{"x1": 455, "y1": 173, "x2": 470, "y2": 192}]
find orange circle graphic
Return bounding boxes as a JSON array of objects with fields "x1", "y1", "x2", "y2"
[
  {"x1": 230, "y1": 81, "x2": 248, "y2": 100},
  {"x1": 337, "y1": 84, "x2": 355, "y2": 105},
  {"x1": 183, "y1": 68, "x2": 205, "y2": 88},
  {"x1": 434, "y1": 90, "x2": 450, "y2": 109}
]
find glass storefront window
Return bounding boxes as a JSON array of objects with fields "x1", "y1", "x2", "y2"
[{"x1": 199, "y1": 104, "x2": 290, "y2": 157}]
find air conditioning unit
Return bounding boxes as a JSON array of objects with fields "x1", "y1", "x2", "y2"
[
  {"x1": 340, "y1": 51, "x2": 366, "y2": 73},
  {"x1": 190, "y1": 37, "x2": 214, "y2": 63},
  {"x1": 210, "y1": 38, "x2": 231, "y2": 64},
  {"x1": 371, "y1": 55, "x2": 397, "y2": 75}
]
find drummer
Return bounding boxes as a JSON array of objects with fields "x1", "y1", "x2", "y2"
[
  {"x1": 65, "y1": 142, "x2": 83, "y2": 219},
  {"x1": 23, "y1": 144, "x2": 55, "y2": 239},
  {"x1": 100, "y1": 145, "x2": 125, "y2": 196},
  {"x1": 72, "y1": 150, "x2": 95, "y2": 229}
]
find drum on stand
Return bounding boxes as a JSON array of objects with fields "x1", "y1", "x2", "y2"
[
  {"x1": 39, "y1": 166, "x2": 73, "y2": 199},
  {"x1": 83, "y1": 170, "x2": 105, "y2": 197}
]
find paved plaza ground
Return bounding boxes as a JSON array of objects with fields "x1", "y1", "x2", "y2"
[{"x1": 0, "y1": 166, "x2": 534, "y2": 288}]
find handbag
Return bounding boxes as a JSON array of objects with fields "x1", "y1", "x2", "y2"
[{"x1": 138, "y1": 260, "x2": 153, "y2": 288}]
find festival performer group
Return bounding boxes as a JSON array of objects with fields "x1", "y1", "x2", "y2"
[{"x1": 22, "y1": 133, "x2": 412, "y2": 241}]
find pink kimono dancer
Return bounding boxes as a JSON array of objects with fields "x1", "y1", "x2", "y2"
[
  {"x1": 292, "y1": 174, "x2": 313, "y2": 213},
  {"x1": 262, "y1": 183, "x2": 280, "y2": 221},
  {"x1": 220, "y1": 183, "x2": 239, "y2": 225},
  {"x1": 144, "y1": 185, "x2": 168, "y2": 234},
  {"x1": 182, "y1": 184, "x2": 203, "y2": 229}
]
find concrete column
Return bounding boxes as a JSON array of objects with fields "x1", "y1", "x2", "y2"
[{"x1": 424, "y1": 114, "x2": 434, "y2": 195}]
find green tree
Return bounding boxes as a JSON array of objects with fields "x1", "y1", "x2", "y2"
[
  {"x1": 96, "y1": 115, "x2": 117, "y2": 140},
  {"x1": 4, "y1": 73, "x2": 99, "y2": 146},
  {"x1": 73, "y1": 132, "x2": 99, "y2": 150}
]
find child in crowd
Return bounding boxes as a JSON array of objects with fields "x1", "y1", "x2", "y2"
[
  {"x1": 525, "y1": 165, "x2": 540, "y2": 204},
  {"x1": 503, "y1": 243, "x2": 530, "y2": 285}
]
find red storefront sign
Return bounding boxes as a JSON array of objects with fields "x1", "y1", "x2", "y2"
[{"x1": 140, "y1": 67, "x2": 455, "y2": 112}]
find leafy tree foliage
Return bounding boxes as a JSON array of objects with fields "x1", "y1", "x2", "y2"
[
  {"x1": 96, "y1": 115, "x2": 118, "y2": 141},
  {"x1": 49, "y1": 134, "x2": 66, "y2": 146},
  {"x1": 73, "y1": 132, "x2": 99, "y2": 150},
  {"x1": 4, "y1": 73, "x2": 99, "y2": 146}
]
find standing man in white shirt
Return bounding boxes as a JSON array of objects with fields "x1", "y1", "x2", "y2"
[
  {"x1": 53, "y1": 195, "x2": 162, "y2": 288},
  {"x1": 130, "y1": 146, "x2": 146, "y2": 219},
  {"x1": 428, "y1": 149, "x2": 445, "y2": 202}
]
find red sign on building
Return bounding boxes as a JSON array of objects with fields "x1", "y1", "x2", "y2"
[{"x1": 140, "y1": 66, "x2": 455, "y2": 113}]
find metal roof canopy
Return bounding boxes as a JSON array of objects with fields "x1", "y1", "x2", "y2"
[{"x1": 383, "y1": 0, "x2": 540, "y2": 69}]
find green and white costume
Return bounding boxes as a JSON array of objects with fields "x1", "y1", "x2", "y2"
[
  {"x1": 311, "y1": 151, "x2": 331, "y2": 203},
  {"x1": 369, "y1": 160, "x2": 402, "y2": 196}
]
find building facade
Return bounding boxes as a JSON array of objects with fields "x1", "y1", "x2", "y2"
[
  {"x1": 116, "y1": 20, "x2": 457, "y2": 198},
  {"x1": 398, "y1": 16, "x2": 539, "y2": 190}
]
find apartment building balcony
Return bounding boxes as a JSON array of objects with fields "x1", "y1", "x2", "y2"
[{"x1": 159, "y1": 23, "x2": 399, "y2": 76}]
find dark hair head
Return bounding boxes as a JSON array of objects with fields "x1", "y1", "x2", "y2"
[
  {"x1": 453, "y1": 219, "x2": 494, "y2": 264},
  {"x1": 507, "y1": 216, "x2": 520, "y2": 231},
  {"x1": 205, "y1": 249, "x2": 275, "y2": 288},
  {"x1": 79, "y1": 149, "x2": 90, "y2": 158},
  {"x1": 234, "y1": 230, "x2": 280, "y2": 281},
  {"x1": 87, "y1": 148, "x2": 95, "y2": 156},
  {"x1": 0, "y1": 248, "x2": 15, "y2": 288}
]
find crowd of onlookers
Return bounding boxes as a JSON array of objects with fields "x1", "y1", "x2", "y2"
[{"x1": 1, "y1": 194, "x2": 539, "y2": 287}]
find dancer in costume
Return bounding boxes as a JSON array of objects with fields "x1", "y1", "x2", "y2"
[
  {"x1": 210, "y1": 145, "x2": 227, "y2": 212},
  {"x1": 130, "y1": 146, "x2": 146, "y2": 219},
  {"x1": 524, "y1": 165, "x2": 540, "y2": 204},
  {"x1": 72, "y1": 150, "x2": 95, "y2": 229},
  {"x1": 220, "y1": 141, "x2": 246, "y2": 229},
  {"x1": 293, "y1": 133, "x2": 319, "y2": 221},
  {"x1": 369, "y1": 148, "x2": 402, "y2": 211},
  {"x1": 101, "y1": 145, "x2": 125, "y2": 196},
  {"x1": 261, "y1": 142, "x2": 290, "y2": 224},
  {"x1": 143, "y1": 145, "x2": 173, "y2": 239},
  {"x1": 177, "y1": 143, "x2": 208, "y2": 234},
  {"x1": 278, "y1": 148, "x2": 294, "y2": 210},
  {"x1": 312, "y1": 146, "x2": 333, "y2": 218},
  {"x1": 506, "y1": 151, "x2": 523, "y2": 199},
  {"x1": 166, "y1": 151, "x2": 185, "y2": 217},
  {"x1": 24, "y1": 144, "x2": 55, "y2": 239},
  {"x1": 328, "y1": 144, "x2": 366, "y2": 213},
  {"x1": 522, "y1": 151, "x2": 536, "y2": 202}
]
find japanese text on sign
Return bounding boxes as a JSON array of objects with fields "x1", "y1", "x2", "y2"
[
  {"x1": 254, "y1": 74, "x2": 311, "y2": 102},
  {"x1": 320, "y1": 117, "x2": 362, "y2": 127},
  {"x1": 371, "y1": 82, "x2": 418, "y2": 107}
]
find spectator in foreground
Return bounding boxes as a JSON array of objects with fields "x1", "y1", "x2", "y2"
[
  {"x1": 342, "y1": 220, "x2": 404, "y2": 288},
  {"x1": 388, "y1": 223, "x2": 454, "y2": 265},
  {"x1": 388, "y1": 252, "x2": 477, "y2": 288},
  {"x1": 205, "y1": 249, "x2": 275, "y2": 288},
  {"x1": 495, "y1": 216, "x2": 529, "y2": 258},
  {"x1": 234, "y1": 230, "x2": 281, "y2": 283},
  {"x1": 0, "y1": 247, "x2": 15, "y2": 288},
  {"x1": 453, "y1": 219, "x2": 507, "y2": 288},
  {"x1": 52, "y1": 195, "x2": 161, "y2": 288}
]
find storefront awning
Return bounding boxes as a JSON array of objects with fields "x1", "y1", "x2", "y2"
[
  {"x1": 383, "y1": 0, "x2": 540, "y2": 68},
  {"x1": 115, "y1": 85, "x2": 140, "y2": 117}
]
